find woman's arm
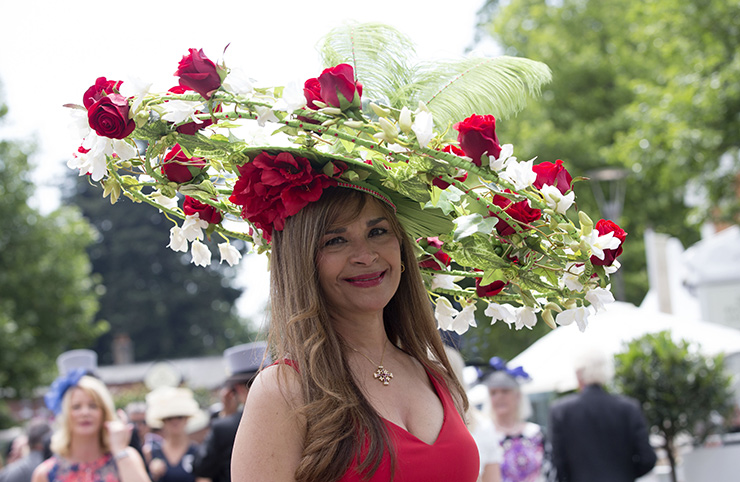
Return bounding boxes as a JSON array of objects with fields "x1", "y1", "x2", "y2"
[
  {"x1": 480, "y1": 463, "x2": 502, "y2": 482},
  {"x1": 30, "y1": 463, "x2": 50, "y2": 482},
  {"x1": 231, "y1": 364, "x2": 306, "y2": 482},
  {"x1": 106, "y1": 420, "x2": 151, "y2": 482}
]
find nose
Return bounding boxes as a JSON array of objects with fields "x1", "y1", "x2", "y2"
[{"x1": 349, "y1": 238, "x2": 378, "y2": 265}]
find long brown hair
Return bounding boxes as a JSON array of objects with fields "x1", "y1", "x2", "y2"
[{"x1": 269, "y1": 187, "x2": 468, "y2": 481}]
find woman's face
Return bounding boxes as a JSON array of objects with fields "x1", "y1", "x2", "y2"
[
  {"x1": 161, "y1": 416, "x2": 189, "y2": 435},
  {"x1": 67, "y1": 387, "x2": 104, "y2": 438},
  {"x1": 489, "y1": 387, "x2": 520, "y2": 418},
  {"x1": 316, "y1": 199, "x2": 402, "y2": 320}
]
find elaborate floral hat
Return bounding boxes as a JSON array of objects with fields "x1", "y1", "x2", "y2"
[{"x1": 67, "y1": 23, "x2": 626, "y2": 334}]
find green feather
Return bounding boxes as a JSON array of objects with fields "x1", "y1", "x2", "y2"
[
  {"x1": 317, "y1": 22, "x2": 552, "y2": 130},
  {"x1": 409, "y1": 56, "x2": 552, "y2": 128},
  {"x1": 317, "y1": 22, "x2": 416, "y2": 104}
]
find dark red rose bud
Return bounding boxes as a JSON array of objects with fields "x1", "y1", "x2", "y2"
[
  {"x1": 183, "y1": 196, "x2": 223, "y2": 224},
  {"x1": 175, "y1": 48, "x2": 222, "y2": 100},
  {"x1": 454, "y1": 114, "x2": 501, "y2": 167},
  {"x1": 161, "y1": 144, "x2": 207, "y2": 183},
  {"x1": 87, "y1": 94, "x2": 135, "y2": 139}
]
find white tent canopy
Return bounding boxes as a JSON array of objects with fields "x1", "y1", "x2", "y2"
[{"x1": 509, "y1": 302, "x2": 740, "y2": 394}]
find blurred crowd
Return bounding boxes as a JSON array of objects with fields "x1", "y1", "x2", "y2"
[{"x1": 1, "y1": 341, "x2": 661, "y2": 482}]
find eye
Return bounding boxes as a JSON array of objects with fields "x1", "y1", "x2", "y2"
[
  {"x1": 369, "y1": 227, "x2": 388, "y2": 237},
  {"x1": 323, "y1": 236, "x2": 346, "y2": 247}
]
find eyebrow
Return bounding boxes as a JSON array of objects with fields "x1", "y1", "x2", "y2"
[{"x1": 324, "y1": 217, "x2": 387, "y2": 235}]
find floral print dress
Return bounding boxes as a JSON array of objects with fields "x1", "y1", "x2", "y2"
[
  {"x1": 38, "y1": 453, "x2": 120, "y2": 482},
  {"x1": 499, "y1": 422, "x2": 555, "y2": 482}
]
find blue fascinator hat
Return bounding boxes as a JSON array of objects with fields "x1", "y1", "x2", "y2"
[
  {"x1": 480, "y1": 357, "x2": 531, "y2": 389},
  {"x1": 44, "y1": 368, "x2": 89, "y2": 415}
]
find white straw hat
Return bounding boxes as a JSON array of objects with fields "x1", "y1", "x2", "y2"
[{"x1": 146, "y1": 386, "x2": 199, "y2": 427}]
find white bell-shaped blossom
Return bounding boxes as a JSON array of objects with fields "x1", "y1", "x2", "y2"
[
  {"x1": 191, "y1": 240, "x2": 212, "y2": 267},
  {"x1": 556, "y1": 306, "x2": 591, "y2": 332},
  {"x1": 218, "y1": 242, "x2": 242, "y2": 267}
]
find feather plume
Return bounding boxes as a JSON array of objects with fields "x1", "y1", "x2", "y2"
[
  {"x1": 317, "y1": 22, "x2": 416, "y2": 104},
  {"x1": 409, "y1": 57, "x2": 552, "y2": 129}
]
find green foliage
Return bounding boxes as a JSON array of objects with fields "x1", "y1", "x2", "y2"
[
  {"x1": 62, "y1": 174, "x2": 255, "y2": 365},
  {"x1": 476, "y1": 0, "x2": 740, "y2": 307},
  {"x1": 614, "y1": 331, "x2": 734, "y2": 480},
  {"x1": 0, "y1": 99, "x2": 104, "y2": 406}
]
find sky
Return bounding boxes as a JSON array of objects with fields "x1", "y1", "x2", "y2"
[{"x1": 0, "y1": 0, "x2": 495, "y2": 327}]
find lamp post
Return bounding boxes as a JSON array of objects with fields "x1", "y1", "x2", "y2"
[{"x1": 586, "y1": 167, "x2": 629, "y2": 300}]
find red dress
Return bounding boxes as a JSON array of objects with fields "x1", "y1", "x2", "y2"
[{"x1": 281, "y1": 360, "x2": 479, "y2": 482}]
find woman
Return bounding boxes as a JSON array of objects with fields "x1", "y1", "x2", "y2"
[
  {"x1": 32, "y1": 370, "x2": 150, "y2": 482},
  {"x1": 477, "y1": 364, "x2": 553, "y2": 482},
  {"x1": 231, "y1": 187, "x2": 480, "y2": 481},
  {"x1": 143, "y1": 387, "x2": 206, "y2": 482}
]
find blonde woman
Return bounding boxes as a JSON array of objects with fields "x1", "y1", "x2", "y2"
[
  {"x1": 32, "y1": 370, "x2": 150, "y2": 482},
  {"x1": 232, "y1": 187, "x2": 480, "y2": 481}
]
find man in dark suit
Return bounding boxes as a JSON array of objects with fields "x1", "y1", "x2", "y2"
[
  {"x1": 193, "y1": 342, "x2": 270, "y2": 482},
  {"x1": 548, "y1": 347, "x2": 657, "y2": 482}
]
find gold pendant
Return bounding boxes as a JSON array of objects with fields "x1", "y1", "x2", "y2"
[{"x1": 374, "y1": 365, "x2": 394, "y2": 385}]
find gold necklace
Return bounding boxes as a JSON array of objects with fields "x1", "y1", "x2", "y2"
[{"x1": 348, "y1": 339, "x2": 394, "y2": 386}]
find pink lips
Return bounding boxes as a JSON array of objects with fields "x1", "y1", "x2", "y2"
[{"x1": 344, "y1": 270, "x2": 386, "y2": 287}]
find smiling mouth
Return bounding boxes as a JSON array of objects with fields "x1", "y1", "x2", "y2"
[{"x1": 345, "y1": 271, "x2": 386, "y2": 283}]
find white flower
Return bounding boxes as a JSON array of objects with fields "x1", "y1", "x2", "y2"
[
  {"x1": 112, "y1": 139, "x2": 138, "y2": 161},
  {"x1": 514, "y1": 306, "x2": 538, "y2": 330},
  {"x1": 181, "y1": 215, "x2": 208, "y2": 242},
  {"x1": 273, "y1": 81, "x2": 306, "y2": 112},
  {"x1": 161, "y1": 100, "x2": 204, "y2": 124},
  {"x1": 255, "y1": 106, "x2": 279, "y2": 127},
  {"x1": 218, "y1": 242, "x2": 242, "y2": 267},
  {"x1": 191, "y1": 240, "x2": 212, "y2": 267},
  {"x1": 82, "y1": 133, "x2": 113, "y2": 181},
  {"x1": 398, "y1": 106, "x2": 413, "y2": 133},
  {"x1": 151, "y1": 190, "x2": 179, "y2": 212},
  {"x1": 120, "y1": 76, "x2": 152, "y2": 114},
  {"x1": 411, "y1": 110, "x2": 434, "y2": 148},
  {"x1": 606, "y1": 260, "x2": 621, "y2": 274},
  {"x1": 167, "y1": 226, "x2": 189, "y2": 253},
  {"x1": 222, "y1": 68, "x2": 254, "y2": 96},
  {"x1": 581, "y1": 230, "x2": 621, "y2": 261},
  {"x1": 541, "y1": 184, "x2": 575, "y2": 214},
  {"x1": 435, "y1": 298, "x2": 458, "y2": 331},
  {"x1": 431, "y1": 274, "x2": 462, "y2": 291},
  {"x1": 489, "y1": 144, "x2": 514, "y2": 171},
  {"x1": 69, "y1": 108, "x2": 91, "y2": 138},
  {"x1": 561, "y1": 262, "x2": 586, "y2": 292},
  {"x1": 556, "y1": 306, "x2": 591, "y2": 332},
  {"x1": 484, "y1": 302, "x2": 517, "y2": 326},
  {"x1": 500, "y1": 159, "x2": 537, "y2": 191},
  {"x1": 450, "y1": 303, "x2": 477, "y2": 335},
  {"x1": 585, "y1": 287, "x2": 615, "y2": 312}
]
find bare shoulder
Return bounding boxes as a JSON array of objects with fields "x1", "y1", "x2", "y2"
[
  {"x1": 31, "y1": 459, "x2": 51, "y2": 482},
  {"x1": 231, "y1": 363, "x2": 306, "y2": 482}
]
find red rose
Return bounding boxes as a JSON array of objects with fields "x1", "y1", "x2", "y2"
[
  {"x1": 229, "y1": 151, "x2": 337, "y2": 240},
  {"x1": 318, "y1": 64, "x2": 363, "y2": 111},
  {"x1": 183, "y1": 196, "x2": 223, "y2": 224},
  {"x1": 475, "y1": 277, "x2": 508, "y2": 298},
  {"x1": 433, "y1": 145, "x2": 469, "y2": 189},
  {"x1": 418, "y1": 237, "x2": 452, "y2": 271},
  {"x1": 454, "y1": 114, "x2": 501, "y2": 167},
  {"x1": 490, "y1": 190, "x2": 542, "y2": 236},
  {"x1": 533, "y1": 159, "x2": 573, "y2": 195},
  {"x1": 303, "y1": 77, "x2": 323, "y2": 110},
  {"x1": 87, "y1": 94, "x2": 135, "y2": 139},
  {"x1": 590, "y1": 219, "x2": 627, "y2": 266},
  {"x1": 161, "y1": 144, "x2": 207, "y2": 183},
  {"x1": 83, "y1": 77, "x2": 123, "y2": 109},
  {"x1": 167, "y1": 86, "x2": 220, "y2": 135},
  {"x1": 175, "y1": 48, "x2": 221, "y2": 100}
]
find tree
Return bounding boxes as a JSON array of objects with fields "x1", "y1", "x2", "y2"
[
  {"x1": 62, "y1": 173, "x2": 253, "y2": 365},
  {"x1": 614, "y1": 331, "x2": 734, "y2": 482},
  {"x1": 0, "y1": 96, "x2": 104, "y2": 405},
  {"x1": 476, "y1": 0, "x2": 740, "y2": 304}
]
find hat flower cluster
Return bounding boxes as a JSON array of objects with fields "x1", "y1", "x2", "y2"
[{"x1": 66, "y1": 23, "x2": 625, "y2": 334}]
